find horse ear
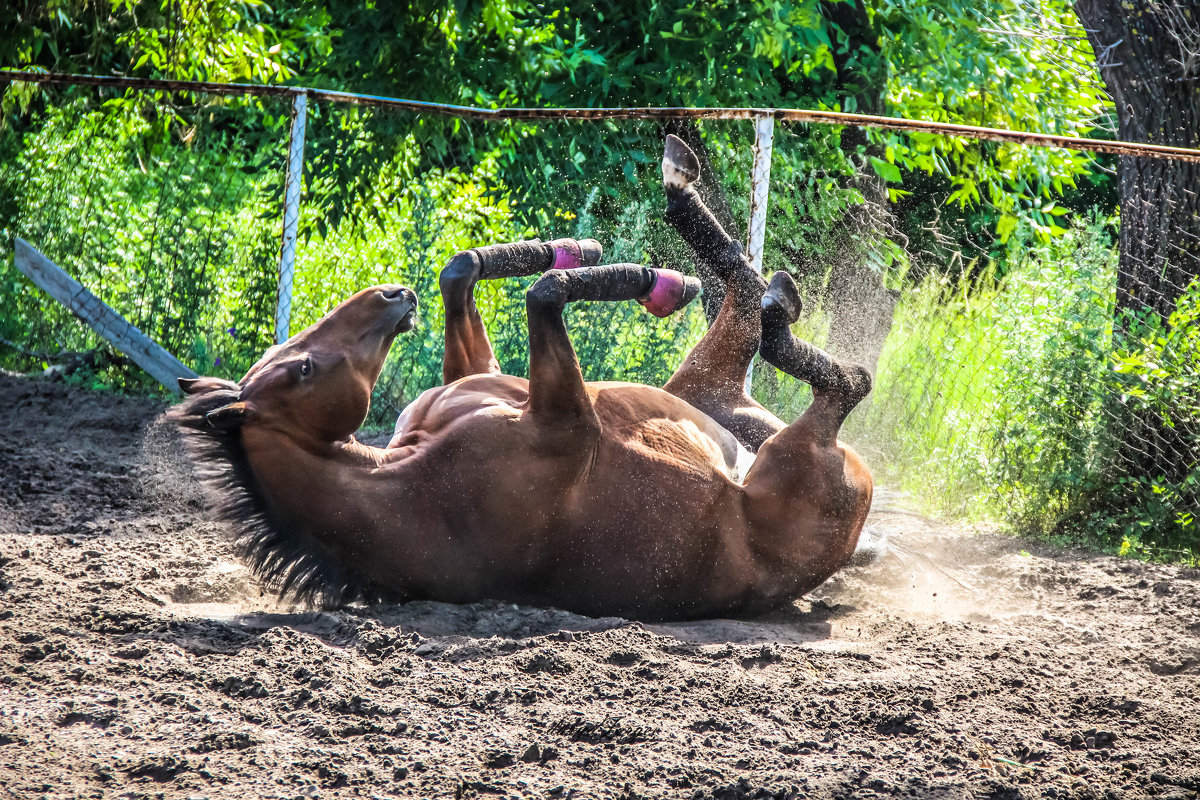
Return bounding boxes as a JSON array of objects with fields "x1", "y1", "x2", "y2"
[
  {"x1": 206, "y1": 401, "x2": 251, "y2": 431},
  {"x1": 180, "y1": 376, "x2": 240, "y2": 395}
]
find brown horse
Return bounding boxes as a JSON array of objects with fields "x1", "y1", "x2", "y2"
[{"x1": 172, "y1": 137, "x2": 873, "y2": 620}]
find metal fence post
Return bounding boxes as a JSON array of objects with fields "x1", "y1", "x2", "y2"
[
  {"x1": 744, "y1": 112, "x2": 775, "y2": 394},
  {"x1": 275, "y1": 89, "x2": 308, "y2": 345}
]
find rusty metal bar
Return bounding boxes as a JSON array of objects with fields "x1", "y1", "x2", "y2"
[{"x1": 4, "y1": 69, "x2": 1200, "y2": 164}]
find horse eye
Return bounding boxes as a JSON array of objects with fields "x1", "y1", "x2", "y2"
[{"x1": 300, "y1": 356, "x2": 312, "y2": 377}]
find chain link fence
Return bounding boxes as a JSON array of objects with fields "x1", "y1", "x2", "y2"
[
  {"x1": 1, "y1": 83, "x2": 289, "y2": 388},
  {"x1": 1, "y1": 74, "x2": 1195, "y2": 557}
]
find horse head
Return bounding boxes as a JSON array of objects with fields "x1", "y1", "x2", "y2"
[
  {"x1": 179, "y1": 285, "x2": 417, "y2": 445},
  {"x1": 170, "y1": 284, "x2": 418, "y2": 606}
]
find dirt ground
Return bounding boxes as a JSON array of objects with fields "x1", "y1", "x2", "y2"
[{"x1": 1, "y1": 372, "x2": 1198, "y2": 800}]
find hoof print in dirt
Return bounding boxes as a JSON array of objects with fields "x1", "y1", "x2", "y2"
[
  {"x1": 122, "y1": 755, "x2": 190, "y2": 782},
  {"x1": 519, "y1": 648, "x2": 574, "y2": 674},
  {"x1": 190, "y1": 731, "x2": 256, "y2": 753},
  {"x1": 550, "y1": 713, "x2": 653, "y2": 744},
  {"x1": 57, "y1": 706, "x2": 116, "y2": 729},
  {"x1": 519, "y1": 742, "x2": 558, "y2": 763},
  {"x1": 481, "y1": 749, "x2": 516, "y2": 769}
]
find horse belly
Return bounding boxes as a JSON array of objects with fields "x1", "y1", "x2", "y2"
[{"x1": 537, "y1": 442, "x2": 755, "y2": 617}]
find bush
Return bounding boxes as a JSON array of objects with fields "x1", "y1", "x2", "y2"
[
  {"x1": 0, "y1": 95, "x2": 281, "y2": 390},
  {"x1": 851, "y1": 216, "x2": 1198, "y2": 562}
]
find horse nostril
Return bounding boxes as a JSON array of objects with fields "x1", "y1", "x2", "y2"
[{"x1": 381, "y1": 287, "x2": 415, "y2": 304}]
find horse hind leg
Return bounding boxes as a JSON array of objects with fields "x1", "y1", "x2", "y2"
[
  {"x1": 736, "y1": 272, "x2": 873, "y2": 586},
  {"x1": 660, "y1": 134, "x2": 782, "y2": 451},
  {"x1": 439, "y1": 238, "x2": 603, "y2": 384},
  {"x1": 760, "y1": 270, "x2": 872, "y2": 441},
  {"x1": 663, "y1": 135, "x2": 766, "y2": 295}
]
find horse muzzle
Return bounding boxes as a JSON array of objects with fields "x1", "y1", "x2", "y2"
[{"x1": 378, "y1": 285, "x2": 418, "y2": 332}]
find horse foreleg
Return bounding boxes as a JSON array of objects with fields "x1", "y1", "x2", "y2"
[
  {"x1": 440, "y1": 239, "x2": 603, "y2": 384},
  {"x1": 526, "y1": 264, "x2": 698, "y2": 422},
  {"x1": 440, "y1": 250, "x2": 500, "y2": 384},
  {"x1": 660, "y1": 135, "x2": 783, "y2": 451}
]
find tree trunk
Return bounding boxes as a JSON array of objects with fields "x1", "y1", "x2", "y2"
[
  {"x1": 1075, "y1": 0, "x2": 1200, "y2": 481},
  {"x1": 1075, "y1": 0, "x2": 1200, "y2": 322}
]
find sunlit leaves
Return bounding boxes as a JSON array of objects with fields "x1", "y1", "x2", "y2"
[{"x1": 871, "y1": 0, "x2": 1108, "y2": 240}]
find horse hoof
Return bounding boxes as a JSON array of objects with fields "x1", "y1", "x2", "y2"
[
  {"x1": 761, "y1": 270, "x2": 803, "y2": 327},
  {"x1": 639, "y1": 268, "x2": 701, "y2": 317},
  {"x1": 662, "y1": 134, "x2": 701, "y2": 190},
  {"x1": 549, "y1": 238, "x2": 604, "y2": 270}
]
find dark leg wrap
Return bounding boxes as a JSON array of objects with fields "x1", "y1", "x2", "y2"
[
  {"x1": 665, "y1": 187, "x2": 765, "y2": 296},
  {"x1": 466, "y1": 238, "x2": 604, "y2": 280},
  {"x1": 528, "y1": 264, "x2": 656, "y2": 308},
  {"x1": 472, "y1": 239, "x2": 554, "y2": 279},
  {"x1": 760, "y1": 327, "x2": 872, "y2": 405}
]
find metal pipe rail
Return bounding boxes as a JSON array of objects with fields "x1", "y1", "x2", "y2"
[{"x1": 4, "y1": 69, "x2": 1200, "y2": 164}]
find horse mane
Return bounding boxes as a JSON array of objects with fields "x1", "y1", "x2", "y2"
[{"x1": 170, "y1": 389, "x2": 392, "y2": 608}]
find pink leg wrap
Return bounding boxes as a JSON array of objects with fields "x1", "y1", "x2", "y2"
[
  {"x1": 549, "y1": 238, "x2": 604, "y2": 270},
  {"x1": 639, "y1": 269, "x2": 688, "y2": 317},
  {"x1": 550, "y1": 239, "x2": 585, "y2": 270}
]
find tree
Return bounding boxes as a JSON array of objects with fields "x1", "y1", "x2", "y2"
[
  {"x1": 0, "y1": 0, "x2": 329, "y2": 85},
  {"x1": 771, "y1": 0, "x2": 1108, "y2": 373},
  {"x1": 870, "y1": 0, "x2": 1109, "y2": 242},
  {"x1": 1074, "y1": 0, "x2": 1200, "y2": 482},
  {"x1": 1074, "y1": 0, "x2": 1200, "y2": 324}
]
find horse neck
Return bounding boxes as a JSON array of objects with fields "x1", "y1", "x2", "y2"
[{"x1": 239, "y1": 426, "x2": 394, "y2": 553}]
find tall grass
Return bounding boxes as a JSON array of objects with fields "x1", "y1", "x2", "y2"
[{"x1": 829, "y1": 217, "x2": 1198, "y2": 562}]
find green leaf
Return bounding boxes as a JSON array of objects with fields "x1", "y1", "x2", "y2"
[{"x1": 869, "y1": 156, "x2": 901, "y2": 183}]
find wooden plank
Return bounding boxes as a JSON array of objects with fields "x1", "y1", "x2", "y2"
[{"x1": 13, "y1": 238, "x2": 198, "y2": 393}]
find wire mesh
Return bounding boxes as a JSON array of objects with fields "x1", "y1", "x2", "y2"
[
  {"x1": 0, "y1": 83, "x2": 289, "y2": 389},
  {"x1": 751, "y1": 121, "x2": 1197, "y2": 558},
  {"x1": 0, "y1": 77, "x2": 1195, "y2": 558}
]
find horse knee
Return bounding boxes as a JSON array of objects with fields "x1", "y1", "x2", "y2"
[
  {"x1": 526, "y1": 269, "x2": 571, "y2": 313},
  {"x1": 440, "y1": 250, "x2": 483, "y2": 298},
  {"x1": 822, "y1": 362, "x2": 872, "y2": 412},
  {"x1": 843, "y1": 363, "x2": 872, "y2": 406}
]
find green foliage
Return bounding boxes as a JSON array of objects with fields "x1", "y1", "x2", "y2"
[
  {"x1": 0, "y1": 94, "x2": 282, "y2": 390},
  {"x1": 868, "y1": 0, "x2": 1107, "y2": 242},
  {"x1": 0, "y1": 89, "x2": 705, "y2": 427},
  {"x1": 849, "y1": 218, "x2": 1198, "y2": 563},
  {"x1": 1095, "y1": 287, "x2": 1200, "y2": 560},
  {"x1": 0, "y1": 0, "x2": 329, "y2": 83},
  {"x1": 2, "y1": 0, "x2": 1114, "y2": 253},
  {"x1": 116, "y1": 0, "x2": 333, "y2": 83}
]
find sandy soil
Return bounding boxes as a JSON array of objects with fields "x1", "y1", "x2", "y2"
[{"x1": 1, "y1": 372, "x2": 1198, "y2": 800}]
